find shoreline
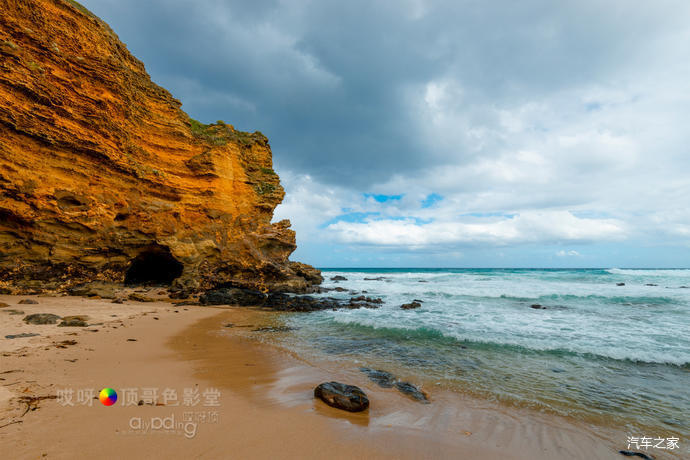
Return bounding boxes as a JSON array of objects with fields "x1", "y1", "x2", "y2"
[{"x1": 0, "y1": 294, "x2": 677, "y2": 459}]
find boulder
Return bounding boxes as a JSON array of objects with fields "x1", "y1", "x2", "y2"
[
  {"x1": 314, "y1": 382, "x2": 369, "y2": 412},
  {"x1": 330, "y1": 275, "x2": 348, "y2": 281},
  {"x1": 18, "y1": 299, "x2": 39, "y2": 305}
]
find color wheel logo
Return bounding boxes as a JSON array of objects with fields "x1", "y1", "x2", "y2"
[{"x1": 99, "y1": 388, "x2": 118, "y2": 406}]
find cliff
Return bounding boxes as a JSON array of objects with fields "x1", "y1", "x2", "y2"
[{"x1": 0, "y1": 0, "x2": 321, "y2": 295}]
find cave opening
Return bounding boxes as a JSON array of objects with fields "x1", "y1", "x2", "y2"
[{"x1": 124, "y1": 245, "x2": 184, "y2": 286}]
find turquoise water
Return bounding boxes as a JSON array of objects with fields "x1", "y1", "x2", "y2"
[{"x1": 276, "y1": 268, "x2": 689, "y2": 438}]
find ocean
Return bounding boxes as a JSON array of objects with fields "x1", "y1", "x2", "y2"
[{"x1": 270, "y1": 268, "x2": 689, "y2": 439}]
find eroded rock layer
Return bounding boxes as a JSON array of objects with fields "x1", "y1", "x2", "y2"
[{"x1": 0, "y1": 0, "x2": 321, "y2": 294}]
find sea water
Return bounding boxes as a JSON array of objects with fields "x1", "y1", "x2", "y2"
[{"x1": 273, "y1": 268, "x2": 689, "y2": 438}]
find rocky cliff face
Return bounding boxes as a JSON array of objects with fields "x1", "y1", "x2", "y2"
[{"x1": 0, "y1": 0, "x2": 321, "y2": 295}]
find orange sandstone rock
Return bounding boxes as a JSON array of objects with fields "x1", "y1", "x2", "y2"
[{"x1": 0, "y1": 0, "x2": 321, "y2": 294}]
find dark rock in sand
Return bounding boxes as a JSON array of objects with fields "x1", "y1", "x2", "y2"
[
  {"x1": 127, "y1": 338, "x2": 137, "y2": 342},
  {"x1": 395, "y1": 381, "x2": 430, "y2": 403},
  {"x1": 618, "y1": 451, "x2": 654, "y2": 459},
  {"x1": 400, "y1": 301, "x2": 422, "y2": 310},
  {"x1": 314, "y1": 382, "x2": 369, "y2": 412},
  {"x1": 616, "y1": 282, "x2": 626, "y2": 286},
  {"x1": 112, "y1": 298, "x2": 125, "y2": 304},
  {"x1": 200, "y1": 287, "x2": 356, "y2": 312},
  {"x1": 360, "y1": 367, "x2": 397, "y2": 388},
  {"x1": 23, "y1": 313, "x2": 61, "y2": 325},
  {"x1": 67, "y1": 282, "x2": 117, "y2": 299},
  {"x1": 18, "y1": 299, "x2": 39, "y2": 305},
  {"x1": 5, "y1": 332, "x2": 40, "y2": 339},
  {"x1": 58, "y1": 315, "x2": 89, "y2": 327},
  {"x1": 0, "y1": 302, "x2": 9, "y2": 308},
  {"x1": 199, "y1": 287, "x2": 267, "y2": 306},
  {"x1": 530, "y1": 304, "x2": 546, "y2": 309},
  {"x1": 168, "y1": 288, "x2": 191, "y2": 299},
  {"x1": 173, "y1": 300, "x2": 200, "y2": 306},
  {"x1": 330, "y1": 275, "x2": 348, "y2": 281},
  {"x1": 128, "y1": 293, "x2": 156, "y2": 302},
  {"x1": 5, "y1": 309, "x2": 24, "y2": 315},
  {"x1": 252, "y1": 326, "x2": 295, "y2": 333}
]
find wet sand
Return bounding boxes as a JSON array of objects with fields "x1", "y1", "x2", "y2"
[{"x1": 0, "y1": 294, "x2": 671, "y2": 459}]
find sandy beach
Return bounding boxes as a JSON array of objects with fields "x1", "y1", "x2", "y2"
[{"x1": 0, "y1": 292, "x2": 663, "y2": 460}]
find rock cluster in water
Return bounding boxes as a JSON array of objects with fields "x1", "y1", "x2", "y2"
[{"x1": 199, "y1": 287, "x2": 384, "y2": 311}]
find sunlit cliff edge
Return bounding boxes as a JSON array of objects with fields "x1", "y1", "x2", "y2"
[{"x1": 0, "y1": 0, "x2": 322, "y2": 295}]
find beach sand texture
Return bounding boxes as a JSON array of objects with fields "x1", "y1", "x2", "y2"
[{"x1": 0, "y1": 294, "x2": 662, "y2": 460}]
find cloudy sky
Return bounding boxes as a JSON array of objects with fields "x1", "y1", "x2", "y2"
[{"x1": 81, "y1": 0, "x2": 690, "y2": 268}]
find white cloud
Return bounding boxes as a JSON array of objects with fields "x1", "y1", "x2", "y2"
[
  {"x1": 556, "y1": 250, "x2": 581, "y2": 257},
  {"x1": 326, "y1": 211, "x2": 624, "y2": 248}
]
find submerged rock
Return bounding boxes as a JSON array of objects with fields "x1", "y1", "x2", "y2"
[
  {"x1": 530, "y1": 304, "x2": 546, "y2": 309},
  {"x1": 330, "y1": 275, "x2": 348, "y2": 281},
  {"x1": 645, "y1": 283, "x2": 658, "y2": 286},
  {"x1": 400, "y1": 301, "x2": 422, "y2": 310},
  {"x1": 395, "y1": 381, "x2": 430, "y2": 403},
  {"x1": 360, "y1": 367, "x2": 397, "y2": 388},
  {"x1": 363, "y1": 277, "x2": 388, "y2": 281},
  {"x1": 23, "y1": 313, "x2": 61, "y2": 325},
  {"x1": 616, "y1": 282, "x2": 626, "y2": 286},
  {"x1": 314, "y1": 382, "x2": 369, "y2": 412}
]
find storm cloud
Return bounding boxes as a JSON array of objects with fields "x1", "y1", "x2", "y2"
[{"x1": 80, "y1": 0, "x2": 690, "y2": 266}]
